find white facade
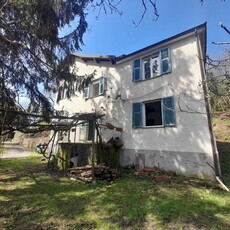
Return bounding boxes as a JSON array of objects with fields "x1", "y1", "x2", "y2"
[{"x1": 55, "y1": 23, "x2": 220, "y2": 179}]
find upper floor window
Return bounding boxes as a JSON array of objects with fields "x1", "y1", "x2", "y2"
[
  {"x1": 57, "y1": 85, "x2": 74, "y2": 101},
  {"x1": 133, "y1": 48, "x2": 171, "y2": 81},
  {"x1": 84, "y1": 77, "x2": 107, "y2": 98}
]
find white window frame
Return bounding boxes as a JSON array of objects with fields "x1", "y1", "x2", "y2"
[
  {"x1": 143, "y1": 53, "x2": 161, "y2": 79},
  {"x1": 132, "y1": 48, "x2": 171, "y2": 82},
  {"x1": 84, "y1": 77, "x2": 106, "y2": 99}
]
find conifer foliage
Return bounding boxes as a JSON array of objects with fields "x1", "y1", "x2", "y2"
[{"x1": 0, "y1": 0, "x2": 94, "y2": 116}]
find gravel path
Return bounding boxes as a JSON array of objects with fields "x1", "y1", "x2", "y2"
[{"x1": 1, "y1": 143, "x2": 33, "y2": 159}]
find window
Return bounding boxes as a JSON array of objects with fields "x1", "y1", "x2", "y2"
[
  {"x1": 145, "y1": 100, "x2": 162, "y2": 126},
  {"x1": 84, "y1": 77, "x2": 107, "y2": 98},
  {"x1": 132, "y1": 96, "x2": 176, "y2": 128},
  {"x1": 132, "y1": 48, "x2": 171, "y2": 81},
  {"x1": 79, "y1": 121, "x2": 95, "y2": 141},
  {"x1": 57, "y1": 84, "x2": 76, "y2": 101},
  {"x1": 57, "y1": 88, "x2": 66, "y2": 101},
  {"x1": 143, "y1": 53, "x2": 160, "y2": 79},
  {"x1": 133, "y1": 59, "x2": 141, "y2": 81}
]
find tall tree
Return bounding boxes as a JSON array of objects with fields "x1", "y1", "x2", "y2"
[
  {"x1": 0, "y1": 0, "x2": 94, "y2": 117},
  {"x1": 0, "y1": 0, "x2": 161, "y2": 123},
  {"x1": 207, "y1": 49, "x2": 230, "y2": 113}
]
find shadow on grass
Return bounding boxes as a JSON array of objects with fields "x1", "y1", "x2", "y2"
[
  {"x1": 0, "y1": 158, "x2": 230, "y2": 229},
  {"x1": 94, "y1": 176, "x2": 230, "y2": 229}
]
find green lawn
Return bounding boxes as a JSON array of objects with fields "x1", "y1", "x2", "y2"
[
  {"x1": 213, "y1": 115, "x2": 230, "y2": 185},
  {"x1": 0, "y1": 156, "x2": 229, "y2": 230}
]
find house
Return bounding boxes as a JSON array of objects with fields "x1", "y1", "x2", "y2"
[{"x1": 54, "y1": 23, "x2": 221, "y2": 179}]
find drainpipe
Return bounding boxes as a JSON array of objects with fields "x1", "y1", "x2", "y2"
[{"x1": 195, "y1": 28, "x2": 222, "y2": 178}]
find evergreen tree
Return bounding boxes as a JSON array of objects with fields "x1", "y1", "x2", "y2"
[{"x1": 0, "y1": 0, "x2": 94, "y2": 117}]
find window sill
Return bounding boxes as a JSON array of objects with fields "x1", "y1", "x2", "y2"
[
  {"x1": 133, "y1": 71, "x2": 171, "y2": 82},
  {"x1": 85, "y1": 93, "x2": 105, "y2": 100},
  {"x1": 133, "y1": 126, "x2": 163, "y2": 129},
  {"x1": 143, "y1": 125, "x2": 164, "y2": 128},
  {"x1": 133, "y1": 125, "x2": 176, "y2": 129}
]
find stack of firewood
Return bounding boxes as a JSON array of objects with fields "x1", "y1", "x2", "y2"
[{"x1": 69, "y1": 164, "x2": 121, "y2": 183}]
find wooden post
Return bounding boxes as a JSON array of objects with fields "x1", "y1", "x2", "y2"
[
  {"x1": 91, "y1": 119, "x2": 97, "y2": 182},
  {"x1": 47, "y1": 131, "x2": 57, "y2": 168},
  {"x1": 74, "y1": 126, "x2": 77, "y2": 143}
]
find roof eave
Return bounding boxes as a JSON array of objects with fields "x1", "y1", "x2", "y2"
[
  {"x1": 116, "y1": 22, "x2": 207, "y2": 63},
  {"x1": 70, "y1": 53, "x2": 117, "y2": 64}
]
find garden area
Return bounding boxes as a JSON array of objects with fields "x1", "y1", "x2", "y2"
[{"x1": 0, "y1": 153, "x2": 229, "y2": 229}]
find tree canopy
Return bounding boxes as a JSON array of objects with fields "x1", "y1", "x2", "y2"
[
  {"x1": 0, "y1": 0, "x2": 93, "y2": 116},
  {"x1": 207, "y1": 49, "x2": 230, "y2": 113}
]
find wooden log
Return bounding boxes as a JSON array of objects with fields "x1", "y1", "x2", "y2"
[
  {"x1": 111, "y1": 172, "x2": 121, "y2": 178},
  {"x1": 96, "y1": 163, "x2": 106, "y2": 167},
  {"x1": 80, "y1": 171, "x2": 93, "y2": 177},
  {"x1": 70, "y1": 169, "x2": 88, "y2": 174},
  {"x1": 143, "y1": 167, "x2": 156, "y2": 173},
  {"x1": 69, "y1": 163, "x2": 122, "y2": 182},
  {"x1": 94, "y1": 165, "x2": 108, "y2": 169},
  {"x1": 74, "y1": 175, "x2": 93, "y2": 183},
  {"x1": 134, "y1": 171, "x2": 149, "y2": 177},
  {"x1": 69, "y1": 165, "x2": 92, "y2": 171},
  {"x1": 69, "y1": 164, "x2": 109, "y2": 172},
  {"x1": 154, "y1": 175, "x2": 171, "y2": 183}
]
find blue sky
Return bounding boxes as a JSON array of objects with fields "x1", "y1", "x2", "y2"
[{"x1": 79, "y1": 0, "x2": 230, "y2": 58}]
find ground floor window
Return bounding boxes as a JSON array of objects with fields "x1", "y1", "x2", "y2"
[
  {"x1": 79, "y1": 121, "x2": 95, "y2": 141},
  {"x1": 145, "y1": 100, "x2": 162, "y2": 126},
  {"x1": 132, "y1": 96, "x2": 176, "y2": 128}
]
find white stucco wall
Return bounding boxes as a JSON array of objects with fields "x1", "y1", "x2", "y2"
[{"x1": 55, "y1": 33, "x2": 215, "y2": 178}]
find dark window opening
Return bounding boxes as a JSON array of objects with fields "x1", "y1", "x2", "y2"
[
  {"x1": 88, "y1": 120, "x2": 94, "y2": 141},
  {"x1": 145, "y1": 100, "x2": 162, "y2": 126}
]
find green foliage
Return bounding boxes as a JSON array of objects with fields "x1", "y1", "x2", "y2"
[
  {"x1": 0, "y1": 146, "x2": 5, "y2": 155},
  {"x1": 57, "y1": 144, "x2": 71, "y2": 170},
  {"x1": 0, "y1": 157, "x2": 230, "y2": 229},
  {"x1": 207, "y1": 49, "x2": 230, "y2": 113},
  {"x1": 0, "y1": 0, "x2": 94, "y2": 117}
]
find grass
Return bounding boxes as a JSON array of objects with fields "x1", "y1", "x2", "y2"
[
  {"x1": 213, "y1": 118, "x2": 230, "y2": 125},
  {"x1": 213, "y1": 116, "x2": 230, "y2": 142},
  {"x1": 0, "y1": 156, "x2": 230, "y2": 229},
  {"x1": 0, "y1": 114, "x2": 229, "y2": 229},
  {"x1": 0, "y1": 146, "x2": 5, "y2": 155},
  {"x1": 213, "y1": 114, "x2": 230, "y2": 185}
]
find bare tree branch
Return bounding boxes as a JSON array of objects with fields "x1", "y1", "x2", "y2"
[
  {"x1": 133, "y1": 0, "x2": 159, "y2": 27},
  {"x1": 220, "y1": 22, "x2": 230, "y2": 36},
  {"x1": 212, "y1": 41, "x2": 230, "y2": 45}
]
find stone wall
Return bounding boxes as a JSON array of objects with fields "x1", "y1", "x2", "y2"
[{"x1": 11, "y1": 131, "x2": 50, "y2": 149}]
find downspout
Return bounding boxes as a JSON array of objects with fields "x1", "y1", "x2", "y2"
[{"x1": 195, "y1": 28, "x2": 223, "y2": 179}]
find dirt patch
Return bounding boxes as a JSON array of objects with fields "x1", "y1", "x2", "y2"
[
  {"x1": 213, "y1": 113, "x2": 230, "y2": 141},
  {"x1": 216, "y1": 112, "x2": 230, "y2": 120}
]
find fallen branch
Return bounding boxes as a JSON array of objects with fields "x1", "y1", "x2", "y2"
[{"x1": 216, "y1": 176, "x2": 229, "y2": 192}]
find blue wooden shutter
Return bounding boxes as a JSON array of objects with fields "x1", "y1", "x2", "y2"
[
  {"x1": 99, "y1": 77, "x2": 106, "y2": 95},
  {"x1": 161, "y1": 48, "x2": 171, "y2": 74},
  {"x1": 163, "y1": 96, "x2": 176, "y2": 126},
  {"x1": 132, "y1": 103, "x2": 143, "y2": 128},
  {"x1": 133, "y1": 59, "x2": 142, "y2": 81}
]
